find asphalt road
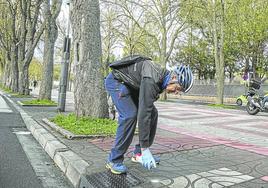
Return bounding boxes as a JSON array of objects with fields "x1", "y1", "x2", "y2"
[{"x1": 0, "y1": 96, "x2": 72, "y2": 188}]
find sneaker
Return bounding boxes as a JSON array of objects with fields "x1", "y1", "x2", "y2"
[
  {"x1": 131, "y1": 153, "x2": 160, "y2": 164},
  {"x1": 106, "y1": 161, "x2": 127, "y2": 174}
]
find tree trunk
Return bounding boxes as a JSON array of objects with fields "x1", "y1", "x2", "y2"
[
  {"x1": 218, "y1": 0, "x2": 225, "y2": 104},
  {"x1": 159, "y1": 29, "x2": 168, "y2": 100},
  {"x1": 252, "y1": 50, "x2": 258, "y2": 80},
  {"x1": 17, "y1": 0, "x2": 27, "y2": 95},
  {"x1": 39, "y1": 0, "x2": 61, "y2": 100},
  {"x1": 39, "y1": 24, "x2": 56, "y2": 99},
  {"x1": 2, "y1": 53, "x2": 11, "y2": 87},
  {"x1": 19, "y1": 64, "x2": 30, "y2": 95},
  {"x1": 72, "y1": 0, "x2": 109, "y2": 118},
  {"x1": 228, "y1": 71, "x2": 233, "y2": 83},
  {"x1": 3, "y1": 63, "x2": 9, "y2": 87},
  {"x1": 10, "y1": 44, "x2": 19, "y2": 92},
  {"x1": 104, "y1": 55, "x2": 110, "y2": 76},
  {"x1": 212, "y1": 0, "x2": 225, "y2": 104},
  {"x1": 9, "y1": 7, "x2": 19, "y2": 92}
]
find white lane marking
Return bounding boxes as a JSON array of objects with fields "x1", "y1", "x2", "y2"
[
  {"x1": 13, "y1": 131, "x2": 31, "y2": 135},
  {"x1": 0, "y1": 96, "x2": 12, "y2": 113},
  {"x1": 15, "y1": 130, "x2": 73, "y2": 187}
]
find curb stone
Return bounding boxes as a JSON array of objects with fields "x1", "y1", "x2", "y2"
[
  {"x1": 42, "y1": 118, "x2": 76, "y2": 139},
  {"x1": 39, "y1": 132, "x2": 58, "y2": 148},
  {"x1": 6, "y1": 94, "x2": 34, "y2": 98},
  {"x1": 2, "y1": 94, "x2": 90, "y2": 188}
]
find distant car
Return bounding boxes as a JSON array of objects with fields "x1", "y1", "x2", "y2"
[{"x1": 236, "y1": 95, "x2": 247, "y2": 106}]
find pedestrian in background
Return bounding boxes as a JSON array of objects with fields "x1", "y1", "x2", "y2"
[{"x1": 33, "y1": 80, "x2": 38, "y2": 89}]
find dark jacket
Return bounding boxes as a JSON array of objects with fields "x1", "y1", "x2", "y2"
[{"x1": 110, "y1": 56, "x2": 169, "y2": 147}]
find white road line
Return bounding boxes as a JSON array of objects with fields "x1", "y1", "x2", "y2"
[{"x1": 0, "y1": 96, "x2": 12, "y2": 113}]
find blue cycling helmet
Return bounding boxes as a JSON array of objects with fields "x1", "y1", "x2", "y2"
[{"x1": 167, "y1": 63, "x2": 194, "y2": 93}]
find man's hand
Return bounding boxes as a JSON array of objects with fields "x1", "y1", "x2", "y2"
[{"x1": 141, "y1": 148, "x2": 157, "y2": 170}]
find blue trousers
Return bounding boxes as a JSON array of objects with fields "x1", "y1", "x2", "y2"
[{"x1": 105, "y1": 73, "x2": 158, "y2": 163}]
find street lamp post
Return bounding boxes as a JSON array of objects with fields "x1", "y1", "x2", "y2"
[{"x1": 57, "y1": 1, "x2": 71, "y2": 112}]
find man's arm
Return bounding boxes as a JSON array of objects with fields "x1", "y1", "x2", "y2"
[{"x1": 138, "y1": 77, "x2": 160, "y2": 148}]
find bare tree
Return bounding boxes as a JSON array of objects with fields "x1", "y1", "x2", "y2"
[
  {"x1": 103, "y1": 0, "x2": 155, "y2": 57},
  {"x1": 39, "y1": 0, "x2": 62, "y2": 100},
  {"x1": 104, "y1": 0, "x2": 190, "y2": 99},
  {"x1": 109, "y1": 0, "x2": 188, "y2": 64},
  {"x1": 100, "y1": 5, "x2": 120, "y2": 75},
  {"x1": 17, "y1": 0, "x2": 45, "y2": 95}
]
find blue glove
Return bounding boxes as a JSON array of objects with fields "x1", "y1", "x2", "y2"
[{"x1": 141, "y1": 148, "x2": 157, "y2": 170}]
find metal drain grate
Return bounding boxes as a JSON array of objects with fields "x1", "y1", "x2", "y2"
[{"x1": 79, "y1": 170, "x2": 146, "y2": 188}]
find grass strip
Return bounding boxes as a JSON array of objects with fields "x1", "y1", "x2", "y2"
[
  {"x1": 0, "y1": 83, "x2": 14, "y2": 93},
  {"x1": 0, "y1": 83, "x2": 31, "y2": 97},
  {"x1": 207, "y1": 103, "x2": 238, "y2": 109},
  {"x1": 22, "y1": 99, "x2": 57, "y2": 105},
  {"x1": 51, "y1": 113, "x2": 117, "y2": 135}
]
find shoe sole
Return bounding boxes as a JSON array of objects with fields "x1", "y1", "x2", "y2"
[
  {"x1": 106, "y1": 164, "x2": 126, "y2": 175},
  {"x1": 131, "y1": 157, "x2": 139, "y2": 163},
  {"x1": 131, "y1": 157, "x2": 160, "y2": 164}
]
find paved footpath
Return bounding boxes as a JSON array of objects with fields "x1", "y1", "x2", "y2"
[{"x1": 4, "y1": 89, "x2": 268, "y2": 188}]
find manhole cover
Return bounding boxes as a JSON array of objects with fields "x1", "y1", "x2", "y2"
[{"x1": 79, "y1": 170, "x2": 146, "y2": 188}]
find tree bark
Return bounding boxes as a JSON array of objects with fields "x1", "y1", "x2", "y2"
[
  {"x1": 39, "y1": 0, "x2": 62, "y2": 100},
  {"x1": 72, "y1": 0, "x2": 109, "y2": 118},
  {"x1": 17, "y1": 0, "x2": 28, "y2": 94},
  {"x1": 212, "y1": 0, "x2": 225, "y2": 104},
  {"x1": 10, "y1": 44, "x2": 19, "y2": 92},
  {"x1": 8, "y1": 2, "x2": 19, "y2": 92},
  {"x1": 159, "y1": 28, "x2": 168, "y2": 100},
  {"x1": 19, "y1": 65, "x2": 30, "y2": 94},
  {"x1": 3, "y1": 55, "x2": 11, "y2": 87}
]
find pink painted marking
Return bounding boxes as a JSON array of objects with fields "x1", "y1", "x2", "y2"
[
  {"x1": 203, "y1": 123, "x2": 268, "y2": 138},
  {"x1": 88, "y1": 130, "x2": 218, "y2": 154},
  {"x1": 261, "y1": 176, "x2": 268, "y2": 182},
  {"x1": 203, "y1": 118, "x2": 263, "y2": 126},
  {"x1": 159, "y1": 114, "x2": 228, "y2": 121},
  {"x1": 157, "y1": 105, "x2": 236, "y2": 117},
  {"x1": 158, "y1": 112, "x2": 200, "y2": 117},
  {"x1": 247, "y1": 147, "x2": 268, "y2": 156},
  {"x1": 158, "y1": 124, "x2": 236, "y2": 145},
  {"x1": 159, "y1": 124, "x2": 268, "y2": 156}
]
